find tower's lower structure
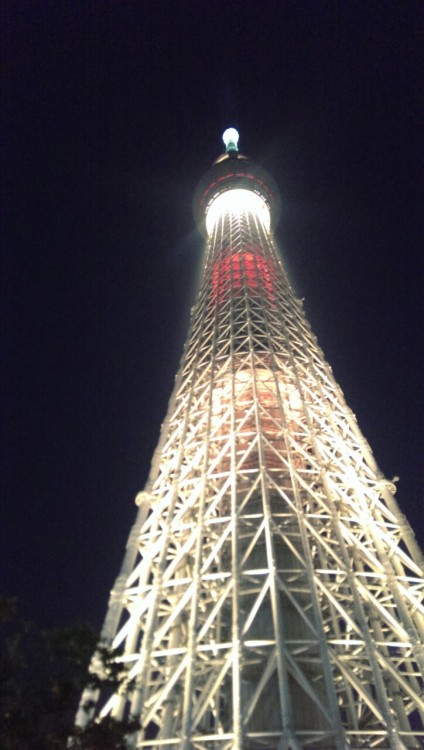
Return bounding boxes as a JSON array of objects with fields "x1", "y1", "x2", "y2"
[{"x1": 76, "y1": 132, "x2": 424, "y2": 749}]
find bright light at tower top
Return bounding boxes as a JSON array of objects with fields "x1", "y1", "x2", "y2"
[
  {"x1": 193, "y1": 128, "x2": 281, "y2": 234},
  {"x1": 206, "y1": 189, "x2": 270, "y2": 235},
  {"x1": 222, "y1": 127, "x2": 239, "y2": 152}
]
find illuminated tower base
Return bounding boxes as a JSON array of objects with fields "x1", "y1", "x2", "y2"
[{"x1": 76, "y1": 129, "x2": 424, "y2": 749}]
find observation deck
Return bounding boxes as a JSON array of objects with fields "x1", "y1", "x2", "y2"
[{"x1": 194, "y1": 128, "x2": 281, "y2": 235}]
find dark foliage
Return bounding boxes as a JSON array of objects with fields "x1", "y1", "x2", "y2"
[
  {"x1": 70, "y1": 716, "x2": 140, "y2": 750},
  {"x1": 0, "y1": 597, "x2": 136, "y2": 749}
]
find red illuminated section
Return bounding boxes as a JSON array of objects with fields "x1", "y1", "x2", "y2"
[{"x1": 212, "y1": 249, "x2": 274, "y2": 304}]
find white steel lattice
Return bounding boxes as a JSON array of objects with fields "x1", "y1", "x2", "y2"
[{"x1": 76, "y1": 146, "x2": 424, "y2": 750}]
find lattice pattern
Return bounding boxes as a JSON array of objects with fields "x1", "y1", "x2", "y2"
[{"x1": 76, "y1": 190, "x2": 424, "y2": 750}]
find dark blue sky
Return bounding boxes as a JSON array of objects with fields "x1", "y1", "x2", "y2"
[{"x1": 3, "y1": 1, "x2": 422, "y2": 630}]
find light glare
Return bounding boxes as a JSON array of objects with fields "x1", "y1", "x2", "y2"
[
  {"x1": 206, "y1": 189, "x2": 271, "y2": 235},
  {"x1": 222, "y1": 128, "x2": 240, "y2": 151}
]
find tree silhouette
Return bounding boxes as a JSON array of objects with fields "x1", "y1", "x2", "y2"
[{"x1": 0, "y1": 597, "x2": 138, "y2": 749}]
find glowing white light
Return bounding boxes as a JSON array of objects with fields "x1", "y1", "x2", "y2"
[
  {"x1": 222, "y1": 127, "x2": 239, "y2": 151},
  {"x1": 206, "y1": 189, "x2": 270, "y2": 235}
]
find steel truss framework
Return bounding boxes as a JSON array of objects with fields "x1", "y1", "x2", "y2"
[{"x1": 76, "y1": 176, "x2": 424, "y2": 750}]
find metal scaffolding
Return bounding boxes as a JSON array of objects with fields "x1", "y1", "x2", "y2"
[{"x1": 76, "y1": 131, "x2": 424, "y2": 749}]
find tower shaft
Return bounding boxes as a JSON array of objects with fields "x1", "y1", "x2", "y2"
[{"x1": 76, "y1": 136, "x2": 424, "y2": 750}]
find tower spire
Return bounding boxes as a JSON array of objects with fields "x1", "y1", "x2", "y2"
[
  {"x1": 222, "y1": 126, "x2": 240, "y2": 152},
  {"x1": 74, "y1": 132, "x2": 424, "y2": 749}
]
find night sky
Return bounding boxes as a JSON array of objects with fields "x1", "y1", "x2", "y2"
[{"x1": 3, "y1": 2, "x2": 422, "y2": 632}]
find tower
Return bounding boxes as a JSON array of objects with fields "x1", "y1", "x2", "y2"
[{"x1": 75, "y1": 129, "x2": 423, "y2": 749}]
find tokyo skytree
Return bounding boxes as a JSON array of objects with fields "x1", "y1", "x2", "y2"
[{"x1": 75, "y1": 129, "x2": 424, "y2": 749}]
